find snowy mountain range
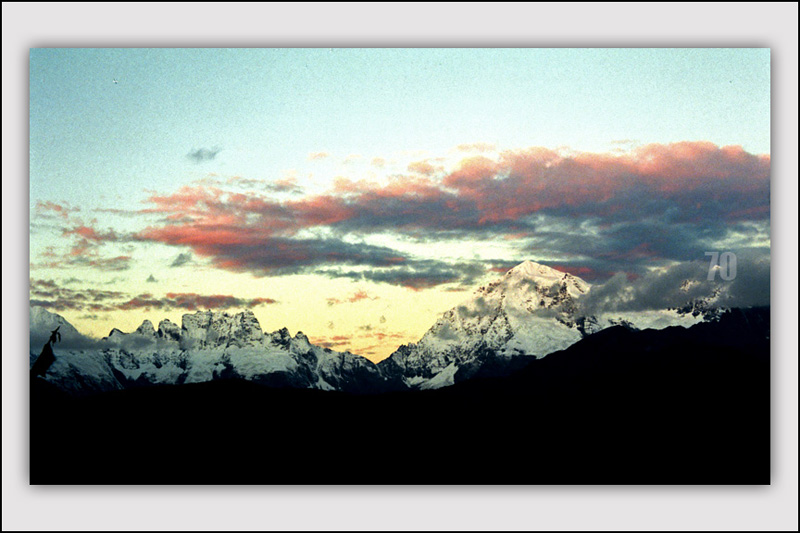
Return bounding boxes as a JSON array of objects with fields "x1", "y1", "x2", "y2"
[
  {"x1": 30, "y1": 261, "x2": 716, "y2": 394},
  {"x1": 30, "y1": 307, "x2": 386, "y2": 395}
]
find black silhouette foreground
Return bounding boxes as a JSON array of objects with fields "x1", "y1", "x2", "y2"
[
  {"x1": 30, "y1": 327, "x2": 60, "y2": 378},
  {"x1": 30, "y1": 308, "x2": 769, "y2": 485}
]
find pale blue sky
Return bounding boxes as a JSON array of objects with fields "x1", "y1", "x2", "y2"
[{"x1": 30, "y1": 48, "x2": 770, "y2": 209}]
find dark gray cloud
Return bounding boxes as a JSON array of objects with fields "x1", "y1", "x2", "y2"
[
  {"x1": 30, "y1": 279, "x2": 278, "y2": 315},
  {"x1": 170, "y1": 253, "x2": 193, "y2": 268},
  {"x1": 172, "y1": 236, "x2": 414, "y2": 278},
  {"x1": 118, "y1": 293, "x2": 277, "y2": 311},
  {"x1": 187, "y1": 147, "x2": 221, "y2": 163},
  {"x1": 577, "y1": 249, "x2": 770, "y2": 315},
  {"x1": 30, "y1": 279, "x2": 126, "y2": 313},
  {"x1": 323, "y1": 260, "x2": 486, "y2": 290},
  {"x1": 265, "y1": 180, "x2": 304, "y2": 195}
]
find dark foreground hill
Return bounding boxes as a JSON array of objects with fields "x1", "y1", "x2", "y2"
[{"x1": 30, "y1": 307, "x2": 769, "y2": 484}]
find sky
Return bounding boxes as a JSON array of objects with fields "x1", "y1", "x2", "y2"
[{"x1": 29, "y1": 48, "x2": 771, "y2": 361}]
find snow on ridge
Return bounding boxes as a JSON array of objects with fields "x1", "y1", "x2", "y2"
[
  {"x1": 382, "y1": 259, "x2": 708, "y2": 390},
  {"x1": 29, "y1": 306, "x2": 379, "y2": 394}
]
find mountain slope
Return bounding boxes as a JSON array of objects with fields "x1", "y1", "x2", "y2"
[{"x1": 379, "y1": 260, "x2": 707, "y2": 389}]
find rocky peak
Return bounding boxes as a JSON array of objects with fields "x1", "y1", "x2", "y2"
[
  {"x1": 107, "y1": 328, "x2": 125, "y2": 338},
  {"x1": 157, "y1": 319, "x2": 181, "y2": 341},
  {"x1": 135, "y1": 320, "x2": 156, "y2": 336},
  {"x1": 180, "y1": 309, "x2": 265, "y2": 349},
  {"x1": 270, "y1": 327, "x2": 292, "y2": 348}
]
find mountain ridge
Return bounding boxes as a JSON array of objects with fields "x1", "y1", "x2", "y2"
[
  {"x1": 30, "y1": 260, "x2": 725, "y2": 395},
  {"x1": 377, "y1": 260, "x2": 708, "y2": 389}
]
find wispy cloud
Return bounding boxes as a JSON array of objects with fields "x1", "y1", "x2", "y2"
[
  {"x1": 30, "y1": 279, "x2": 277, "y2": 314},
  {"x1": 456, "y1": 142, "x2": 496, "y2": 153},
  {"x1": 118, "y1": 292, "x2": 277, "y2": 311},
  {"x1": 35, "y1": 200, "x2": 80, "y2": 220},
  {"x1": 326, "y1": 289, "x2": 379, "y2": 306}
]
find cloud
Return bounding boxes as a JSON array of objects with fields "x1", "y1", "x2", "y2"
[
  {"x1": 456, "y1": 296, "x2": 493, "y2": 319},
  {"x1": 35, "y1": 200, "x2": 80, "y2": 220},
  {"x1": 456, "y1": 142, "x2": 497, "y2": 153},
  {"x1": 29, "y1": 279, "x2": 126, "y2": 312},
  {"x1": 327, "y1": 261, "x2": 487, "y2": 291},
  {"x1": 187, "y1": 147, "x2": 221, "y2": 163},
  {"x1": 310, "y1": 335, "x2": 352, "y2": 349},
  {"x1": 30, "y1": 214, "x2": 136, "y2": 273},
  {"x1": 137, "y1": 198, "x2": 417, "y2": 274},
  {"x1": 90, "y1": 142, "x2": 768, "y2": 289},
  {"x1": 265, "y1": 177, "x2": 304, "y2": 194},
  {"x1": 78, "y1": 255, "x2": 132, "y2": 271},
  {"x1": 308, "y1": 151, "x2": 330, "y2": 161},
  {"x1": 577, "y1": 249, "x2": 770, "y2": 315},
  {"x1": 326, "y1": 289, "x2": 379, "y2": 306},
  {"x1": 447, "y1": 142, "x2": 770, "y2": 226},
  {"x1": 34, "y1": 254, "x2": 133, "y2": 272},
  {"x1": 357, "y1": 330, "x2": 409, "y2": 343},
  {"x1": 117, "y1": 293, "x2": 277, "y2": 311},
  {"x1": 62, "y1": 225, "x2": 119, "y2": 243},
  {"x1": 29, "y1": 279, "x2": 277, "y2": 314},
  {"x1": 170, "y1": 252, "x2": 193, "y2": 268},
  {"x1": 407, "y1": 160, "x2": 440, "y2": 176},
  {"x1": 227, "y1": 176, "x2": 304, "y2": 195}
]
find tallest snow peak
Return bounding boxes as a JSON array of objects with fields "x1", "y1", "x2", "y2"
[{"x1": 506, "y1": 260, "x2": 565, "y2": 280}]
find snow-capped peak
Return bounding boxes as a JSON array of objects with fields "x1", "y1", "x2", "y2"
[
  {"x1": 500, "y1": 261, "x2": 589, "y2": 298},
  {"x1": 506, "y1": 260, "x2": 562, "y2": 280},
  {"x1": 379, "y1": 260, "x2": 595, "y2": 389},
  {"x1": 179, "y1": 309, "x2": 266, "y2": 349},
  {"x1": 29, "y1": 306, "x2": 94, "y2": 350}
]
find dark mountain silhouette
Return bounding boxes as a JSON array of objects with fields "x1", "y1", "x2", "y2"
[
  {"x1": 30, "y1": 307, "x2": 769, "y2": 485},
  {"x1": 30, "y1": 342, "x2": 56, "y2": 378}
]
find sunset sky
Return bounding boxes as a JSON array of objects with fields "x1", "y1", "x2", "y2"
[{"x1": 29, "y1": 48, "x2": 771, "y2": 361}]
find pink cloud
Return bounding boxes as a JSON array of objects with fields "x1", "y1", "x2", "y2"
[
  {"x1": 35, "y1": 200, "x2": 80, "y2": 219},
  {"x1": 408, "y1": 160, "x2": 439, "y2": 176},
  {"x1": 326, "y1": 289, "x2": 379, "y2": 306},
  {"x1": 120, "y1": 142, "x2": 768, "y2": 285}
]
